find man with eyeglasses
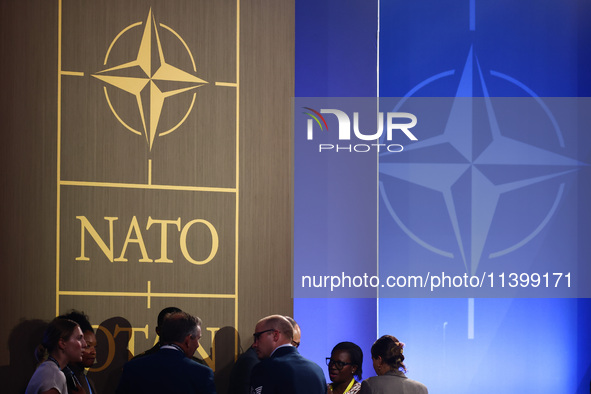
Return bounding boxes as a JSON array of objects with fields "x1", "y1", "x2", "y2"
[
  {"x1": 228, "y1": 316, "x2": 302, "y2": 394},
  {"x1": 249, "y1": 315, "x2": 326, "y2": 394}
]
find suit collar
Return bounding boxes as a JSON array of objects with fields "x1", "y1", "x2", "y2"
[
  {"x1": 158, "y1": 346, "x2": 186, "y2": 358},
  {"x1": 270, "y1": 344, "x2": 297, "y2": 358},
  {"x1": 384, "y1": 370, "x2": 407, "y2": 379}
]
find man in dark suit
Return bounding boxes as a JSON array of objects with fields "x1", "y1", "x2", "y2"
[
  {"x1": 133, "y1": 306, "x2": 207, "y2": 366},
  {"x1": 116, "y1": 311, "x2": 216, "y2": 394},
  {"x1": 228, "y1": 315, "x2": 302, "y2": 394},
  {"x1": 249, "y1": 315, "x2": 326, "y2": 394},
  {"x1": 132, "y1": 306, "x2": 181, "y2": 359}
]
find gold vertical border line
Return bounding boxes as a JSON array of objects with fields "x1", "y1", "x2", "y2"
[
  {"x1": 148, "y1": 159, "x2": 153, "y2": 185},
  {"x1": 234, "y1": 0, "x2": 241, "y2": 358},
  {"x1": 55, "y1": 0, "x2": 63, "y2": 317}
]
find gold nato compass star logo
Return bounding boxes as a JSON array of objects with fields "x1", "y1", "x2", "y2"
[{"x1": 93, "y1": 9, "x2": 207, "y2": 151}]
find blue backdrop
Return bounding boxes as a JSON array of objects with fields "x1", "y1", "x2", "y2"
[
  {"x1": 295, "y1": 0, "x2": 591, "y2": 392},
  {"x1": 294, "y1": 0, "x2": 379, "y2": 384}
]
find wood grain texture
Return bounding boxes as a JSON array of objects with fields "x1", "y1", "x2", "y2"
[
  {"x1": 0, "y1": 1, "x2": 295, "y2": 393},
  {"x1": 238, "y1": 0, "x2": 295, "y2": 349}
]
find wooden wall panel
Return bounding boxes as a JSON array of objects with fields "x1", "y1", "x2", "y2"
[
  {"x1": 0, "y1": 2, "x2": 60, "y2": 392},
  {"x1": 0, "y1": 1, "x2": 294, "y2": 393},
  {"x1": 238, "y1": 0, "x2": 295, "y2": 346}
]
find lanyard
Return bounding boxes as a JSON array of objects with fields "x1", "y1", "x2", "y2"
[
  {"x1": 161, "y1": 344, "x2": 184, "y2": 354},
  {"x1": 63, "y1": 365, "x2": 83, "y2": 390},
  {"x1": 85, "y1": 375, "x2": 93, "y2": 394},
  {"x1": 343, "y1": 378, "x2": 355, "y2": 393},
  {"x1": 330, "y1": 378, "x2": 356, "y2": 394}
]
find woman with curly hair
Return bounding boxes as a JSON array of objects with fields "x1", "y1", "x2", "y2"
[
  {"x1": 326, "y1": 341, "x2": 363, "y2": 394},
  {"x1": 360, "y1": 335, "x2": 427, "y2": 394}
]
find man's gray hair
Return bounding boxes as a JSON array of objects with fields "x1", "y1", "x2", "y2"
[{"x1": 159, "y1": 311, "x2": 201, "y2": 344}]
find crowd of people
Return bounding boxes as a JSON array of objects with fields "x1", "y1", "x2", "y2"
[{"x1": 25, "y1": 309, "x2": 428, "y2": 394}]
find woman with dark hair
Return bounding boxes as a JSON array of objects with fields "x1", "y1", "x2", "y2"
[
  {"x1": 359, "y1": 335, "x2": 427, "y2": 394},
  {"x1": 326, "y1": 341, "x2": 363, "y2": 394},
  {"x1": 59, "y1": 310, "x2": 98, "y2": 394},
  {"x1": 26, "y1": 318, "x2": 87, "y2": 394}
]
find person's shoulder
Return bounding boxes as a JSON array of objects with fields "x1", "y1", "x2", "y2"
[
  {"x1": 31, "y1": 361, "x2": 65, "y2": 381},
  {"x1": 251, "y1": 353, "x2": 280, "y2": 378},
  {"x1": 404, "y1": 377, "x2": 428, "y2": 392},
  {"x1": 35, "y1": 361, "x2": 54, "y2": 372},
  {"x1": 179, "y1": 358, "x2": 215, "y2": 388},
  {"x1": 274, "y1": 345, "x2": 298, "y2": 356},
  {"x1": 121, "y1": 353, "x2": 150, "y2": 373},
  {"x1": 124, "y1": 350, "x2": 212, "y2": 378},
  {"x1": 302, "y1": 355, "x2": 324, "y2": 373},
  {"x1": 274, "y1": 347, "x2": 321, "y2": 368},
  {"x1": 124, "y1": 347, "x2": 177, "y2": 369},
  {"x1": 180, "y1": 355, "x2": 214, "y2": 374},
  {"x1": 258, "y1": 345, "x2": 294, "y2": 364},
  {"x1": 252, "y1": 355, "x2": 273, "y2": 370},
  {"x1": 293, "y1": 351, "x2": 323, "y2": 370},
  {"x1": 131, "y1": 343, "x2": 160, "y2": 360},
  {"x1": 360, "y1": 375, "x2": 381, "y2": 389},
  {"x1": 32, "y1": 361, "x2": 67, "y2": 386}
]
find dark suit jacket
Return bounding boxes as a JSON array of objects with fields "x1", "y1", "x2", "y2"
[
  {"x1": 227, "y1": 347, "x2": 259, "y2": 394},
  {"x1": 133, "y1": 342, "x2": 207, "y2": 365},
  {"x1": 116, "y1": 347, "x2": 216, "y2": 394},
  {"x1": 249, "y1": 345, "x2": 326, "y2": 394}
]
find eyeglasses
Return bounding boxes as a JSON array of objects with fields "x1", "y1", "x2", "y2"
[
  {"x1": 326, "y1": 358, "x2": 354, "y2": 370},
  {"x1": 253, "y1": 328, "x2": 276, "y2": 341},
  {"x1": 291, "y1": 340, "x2": 300, "y2": 348}
]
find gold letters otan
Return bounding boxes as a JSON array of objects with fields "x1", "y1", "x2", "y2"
[{"x1": 56, "y1": 0, "x2": 240, "y2": 372}]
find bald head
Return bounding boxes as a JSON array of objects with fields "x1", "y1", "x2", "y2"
[{"x1": 252, "y1": 315, "x2": 294, "y2": 359}]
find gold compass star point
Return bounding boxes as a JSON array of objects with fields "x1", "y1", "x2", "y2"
[{"x1": 95, "y1": 9, "x2": 207, "y2": 150}]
